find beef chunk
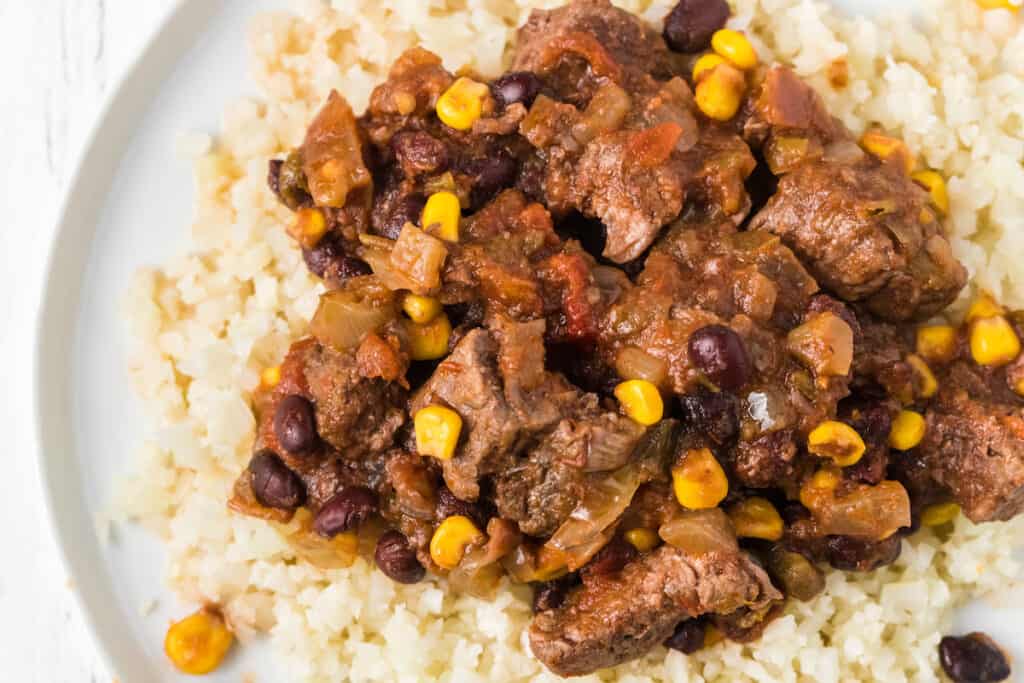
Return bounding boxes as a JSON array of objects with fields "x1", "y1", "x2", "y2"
[
  {"x1": 512, "y1": 0, "x2": 676, "y2": 104},
  {"x1": 919, "y1": 390, "x2": 1024, "y2": 522},
  {"x1": 492, "y1": 408, "x2": 644, "y2": 536},
  {"x1": 411, "y1": 317, "x2": 643, "y2": 508},
  {"x1": 302, "y1": 341, "x2": 407, "y2": 458},
  {"x1": 529, "y1": 544, "x2": 781, "y2": 675},
  {"x1": 743, "y1": 67, "x2": 845, "y2": 159},
  {"x1": 750, "y1": 158, "x2": 966, "y2": 321}
]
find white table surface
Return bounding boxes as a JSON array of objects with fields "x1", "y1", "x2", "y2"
[{"x1": 0, "y1": 2, "x2": 174, "y2": 681}]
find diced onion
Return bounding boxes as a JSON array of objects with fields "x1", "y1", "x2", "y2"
[
  {"x1": 546, "y1": 464, "x2": 642, "y2": 568},
  {"x1": 572, "y1": 83, "x2": 632, "y2": 145},
  {"x1": 805, "y1": 480, "x2": 911, "y2": 541},
  {"x1": 310, "y1": 285, "x2": 396, "y2": 352},
  {"x1": 615, "y1": 346, "x2": 669, "y2": 386},
  {"x1": 658, "y1": 508, "x2": 739, "y2": 557},
  {"x1": 389, "y1": 224, "x2": 448, "y2": 295}
]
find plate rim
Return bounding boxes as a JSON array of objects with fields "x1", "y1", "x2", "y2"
[{"x1": 31, "y1": 1, "x2": 217, "y2": 678}]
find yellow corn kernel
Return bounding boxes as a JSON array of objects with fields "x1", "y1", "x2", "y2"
[
  {"x1": 970, "y1": 316, "x2": 1021, "y2": 367},
  {"x1": 860, "y1": 131, "x2": 915, "y2": 174},
  {"x1": 164, "y1": 608, "x2": 234, "y2": 675},
  {"x1": 967, "y1": 291, "x2": 1005, "y2": 323},
  {"x1": 711, "y1": 29, "x2": 759, "y2": 70},
  {"x1": 799, "y1": 468, "x2": 841, "y2": 508},
  {"x1": 911, "y1": 170, "x2": 950, "y2": 214},
  {"x1": 260, "y1": 365, "x2": 281, "y2": 389},
  {"x1": 975, "y1": 0, "x2": 1020, "y2": 10},
  {"x1": 436, "y1": 77, "x2": 490, "y2": 131},
  {"x1": 407, "y1": 314, "x2": 452, "y2": 361},
  {"x1": 695, "y1": 64, "x2": 745, "y2": 122},
  {"x1": 430, "y1": 515, "x2": 485, "y2": 569},
  {"x1": 921, "y1": 502, "x2": 961, "y2": 527},
  {"x1": 916, "y1": 325, "x2": 959, "y2": 363},
  {"x1": 414, "y1": 405, "x2": 463, "y2": 461},
  {"x1": 421, "y1": 191, "x2": 461, "y2": 242},
  {"x1": 889, "y1": 409, "x2": 927, "y2": 451},
  {"x1": 624, "y1": 528, "x2": 660, "y2": 553},
  {"x1": 906, "y1": 354, "x2": 938, "y2": 399},
  {"x1": 403, "y1": 294, "x2": 443, "y2": 325},
  {"x1": 692, "y1": 53, "x2": 727, "y2": 82},
  {"x1": 614, "y1": 379, "x2": 665, "y2": 426},
  {"x1": 287, "y1": 207, "x2": 328, "y2": 248},
  {"x1": 672, "y1": 448, "x2": 729, "y2": 510},
  {"x1": 728, "y1": 497, "x2": 784, "y2": 541},
  {"x1": 807, "y1": 421, "x2": 866, "y2": 467}
]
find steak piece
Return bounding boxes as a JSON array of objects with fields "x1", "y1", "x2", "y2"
[
  {"x1": 750, "y1": 157, "x2": 966, "y2": 321},
  {"x1": 529, "y1": 544, "x2": 781, "y2": 675},
  {"x1": 920, "y1": 390, "x2": 1024, "y2": 522},
  {"x1": 512, "y1": 0, "x2": 676, "y2": 105},
  {"x1": 303, "y1": 341, "x2": 408, "y2": 458},
  {"x1": 411, "y1": 317, "x2": 644, "y2": 510}
]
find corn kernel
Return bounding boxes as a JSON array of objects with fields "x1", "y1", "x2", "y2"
[
  {"x1": 260, "y1": 365, "x2": 281, "y2": 388},
  {"x1": 614, "y1": 379, "x2": 664, "y2": 426},
  {"x1": 970, "y1": 316, "x2": 1021, "y2": 367},
  {"x1": 967, "y1": 291, "x2": 1005, "y2": 323},
  {"x1": 807, "y1": 421, "x2": 866, "y2": 467},
  {"x1": 164, "y1": 608, "x2": 234, "y2": 675},
  {"x1": 911, "y1": 170, "x2": 950, "y2": 214},
  {"x1": 860, "y1": 131, "x2": 915, "y2": 174},
  {"x1": 916, "y1": 325, "x2": 958, "y2": 363},
  {"x1": 624, "y1": 528, "x2": 660, "y2": 553},
  {"x1": 287, "y1": 207, "x2": 328, "y2": 249},
  {"x1": 403, "y1": 294, "x2": 443, "y2": 325},
  {"x1": 921, "y1": 502, "x2": 961, "y2": 527},
  {"x1": 727, "y1": 497, "x2": 784, "y2": 541},
  {"x1": 889, "y1": 410, "x2": 927, "y2": 451},
  {"x1": 711, "y1": 29, "x2": 759, "y2": 70},
  {"x1": 414, "y1": 405, "x2": 463, "y2": 461},
  {"x1": 695, "y1": 64, "x2": 745, "y2": 122},
  {"x1": 422, "y1": 191, "x2": 461, "y2": 242},
  {"x1": 799, "y1": 468, "x2": 840, "y2": 509},
  {"x1": 692, "y1": 53, "x2": 727, "y2": 82},
  {"x1": 975, "y1": 0, "x2": 1020, "y2": 10},
  {"x1": 407, "y1": 314, "x2": 452, "y2": 361},
  {"x1": 436, "y1": 77, "x2": 489, "y2": 131},
  {"x1": 672, "y1": 448, "x2": 729, "y2": 510},
  {"x1": 430, "y1": 515, "x2": 485, "y2": 569},
  {"x1": 906, "y1": 354, "x2": 938, "y2": 399}
]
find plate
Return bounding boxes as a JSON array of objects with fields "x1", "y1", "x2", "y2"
[{"x1": 33, "y1": 0, "x2": 1019, "y2": 681}]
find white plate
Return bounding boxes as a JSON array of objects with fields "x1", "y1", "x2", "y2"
[{"x1": 33, "y1": 0, "x2": 1022, "y2": 681}]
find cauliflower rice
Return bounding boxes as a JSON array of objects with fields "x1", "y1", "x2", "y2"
[{"x1": 118, "y1": 0, "x2": 1024, "y2": 681}]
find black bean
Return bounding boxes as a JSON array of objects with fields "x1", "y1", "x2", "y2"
[
  {"x1": 374, "y1": 530, "x2": 426, "y2": 584},
  {"x1": 302, "y1": 233, "x2": 371, "y2": 286},
  {"x1": 435, "y1": 486, "x2": 488, "y2": 529},
  {"x1": 582, "y1": 537, "x2": 637, "y2": 578},
  {"x1": 532, "y1": 580, "x2": 570, "y2": 613},
  {"x1": 314, "y1": 486, "x2": 379, "y2": 538},
  {"x1": 663, "y1": 0, "x2": 731, "y2": 53},
  {"x1": 249, "y1": 450, "x2": 306, "y2": 510},
  {"x1": 826, "y1": 534, "x2": 902, "y2": 572},
  {"x1": 664, "y1": 619, "x2": 706, "y2": 654},
  {"x1": 392, "y1": 131, "x2": 449, "y2": 177},
  {"x1": 679, "y1": 388, "x2": 740, "y2": 444},
  {"x1": 464, "y1": 152, "x2": 519, "y2": 208},
  {"x1": 377, "y1": 193, "x2": 427, "y2": 241},
  {"x1": 687, "y1": 325, "x2": 752, "y2": 391},
  {"x1": 491, "y1": 72, "x2": 544, "y2": 109},
  {"x1": 274, "y1": 395, "x2": 319, "y2": 454},
  {"x1": 940, "y1": 633, "x2": 1011, "y2": 683}
]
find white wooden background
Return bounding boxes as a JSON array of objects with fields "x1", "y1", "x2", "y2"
[{"x1": 0, "y1": 2, "x2": 174, "y2": 681}]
